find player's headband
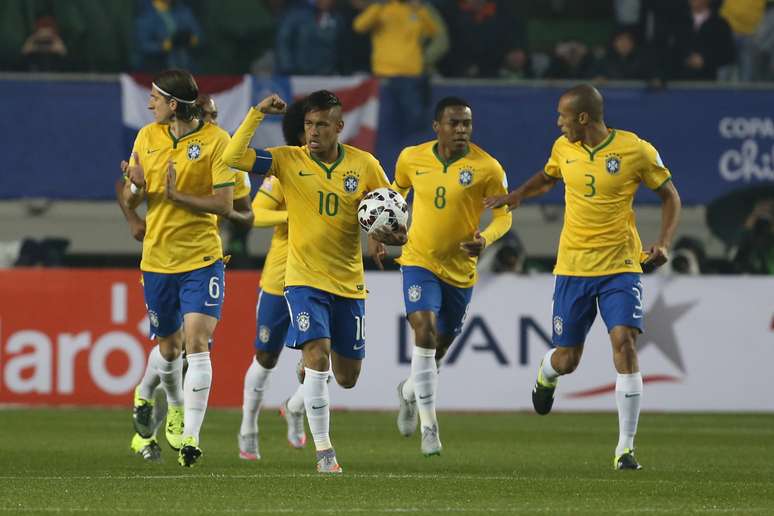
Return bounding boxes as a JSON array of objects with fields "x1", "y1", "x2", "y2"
[{"x1": 152, "y1": 82, "x2": 197, "y2": 105}]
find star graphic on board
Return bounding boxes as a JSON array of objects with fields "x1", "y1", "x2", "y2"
[{"x1": 639, "y1": 293, "x2": 697, "y2": 373}]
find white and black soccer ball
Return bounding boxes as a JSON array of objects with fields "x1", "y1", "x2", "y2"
[{"x1": 357, "y1": 187, "x2": 409, "y2": 234}]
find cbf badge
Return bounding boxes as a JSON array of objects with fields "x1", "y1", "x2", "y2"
[
  {"x1": 605, "y1": 154, "x2": 621, "y2": 175},
  {"x1": 343, "y1": 171, "x2": 359, "y2": 193},
  {"x1": 459, "y1": 168, "x2": 474, "y2": 186},
  {"x1": 187, "y1": 142, "x2": 202, "y2": 161}
]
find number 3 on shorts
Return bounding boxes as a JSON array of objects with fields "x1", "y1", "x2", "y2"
[{"x1": 208, "y1": 276, "x2": 221, "y2": 299}]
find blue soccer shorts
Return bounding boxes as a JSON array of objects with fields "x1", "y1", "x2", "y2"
[
  {"x1": 254, "y1": 290, "x2": 290, "y2": 353},
  {"x1": 551, "y1": 273, "x2": 644, "y2": 347},
  {"x1": 401, "y1": 266, "x2": 474, "y2": 338},
  {"x1": 283, "y1": 286, "x2": 366, "y2": 360},
  {"x1": 142, "y1": 260, "x2": 225, "y2": 338}
]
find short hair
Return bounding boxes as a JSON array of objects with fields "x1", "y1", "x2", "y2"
[
  {"x1": 152, "y1": 69, "x2": 199, "y2": 121},
  {"x1": 282, "y1": 98, "x2": 307, "y2": 146},
  {"x1": 562, "y1": 84, "x2": 604, "y2": 122},
  {"x1": 303, "y1": 90, "x2": 342, "y2": 115},
  {"x1": 434, "y1": 96, "x2": 471, "y2": 121}
]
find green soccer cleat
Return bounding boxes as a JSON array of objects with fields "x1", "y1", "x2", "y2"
[
  {"x1": 130, "y1": 433, "x2": 161, "y2": 462},
  {"x1": 178, "y1": 436, "x2": 202, "y2": 467},
  {"x1": 165, "y1": 405, "x2": 185, "y2": 451},
  {"x1": 531, "y1": 360, "x2": 558, "y2": 415},
  {"x1": 132, "y1": 386, "x2": 154, "y2": 438},
  {"x1": 614, "y1": 448, "x2": 643, "y2": 470}
]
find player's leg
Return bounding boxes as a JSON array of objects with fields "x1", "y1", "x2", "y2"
[
  {"x1": 599, "y1": 274, "x2": 644, "y2": 470},
  {"x1": 280, "y1": 379, "x2": 307, "y2": 449},
  {"x1": 533, "y1": 275, "x2": 596, "y2": 415}
]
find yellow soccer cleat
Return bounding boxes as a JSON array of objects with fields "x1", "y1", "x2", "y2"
[
  {"x1": 132, "y1": 386, "x2": 154, "y2": 438},
  {"x1": 178, "y1": 436, "x2": 202, "y2": 467},
  {"x1": 165, "y1": 405, "x2": 185, "y2": 451},
  {"x1": 130, "y1": 433, "x2": 161, "y2": 462}
]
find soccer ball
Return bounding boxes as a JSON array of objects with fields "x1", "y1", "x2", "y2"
[{"x1": 357, "y1": 187, "x2": 409, "y2": 234}]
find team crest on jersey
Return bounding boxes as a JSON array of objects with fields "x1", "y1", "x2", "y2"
[
  {"x1": 187, "y1": 141, "x2": 202, "y2": 161},
  {"x1": 148, "y1": 310, "x2": 159, "y2": 328},
  {"x1": 605, "y1": 154, "x2": 622, "y2": 175},
  {"x1": 297, "y1": 312, "x2": 311, "y2": 332},
  {"x1": 343, "y1": 171, "x2": 360, "y2": 193},
  {"x1": 407, "y1": 284, "x2": 422, "y2": 302},
  {"x1": 553, "y1": 316, "x2": 563, "y2": 336},
  {"x1": 458, "y1": 168, "x2": 474, "y2": 186},
  {"x1": 258, "y1": 325, "x2": 271, "y2": 344}
]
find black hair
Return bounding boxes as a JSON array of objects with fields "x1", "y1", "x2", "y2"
[
  {"x1": 434, "y1": 96, "x2": 471, "y2": 121},
  {"x1": 303, "y1": 90, "x2": 342, "y2": 115},
  {"x1": 282, "y1": 98, "x2": 307, "y2": 146},
  {"x1": 195, "y1": 93, "x2": 216, "y2": 121},
  {"x1": 563, "y1": 84, "x2": 604, "y2": 122},
  {"x1": 153, "y1": 69, "x2": 199, "y2": 121}
]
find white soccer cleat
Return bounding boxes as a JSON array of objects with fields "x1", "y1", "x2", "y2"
[
  {"x1": 421, "y1": 424, "x2": 442, "y2": 457},
  {"x1": 316, "y1": 448, "x2": 343, "y2": 474},
  {"x1": 238, "y1": 432, "x2": 260, "y2": 461},
  {"x1": 396, "y1": 380, "x2": 418, "y2": 437},
  {"x1": 279, "y1": 399, "x2": 307, "y2": 449}
]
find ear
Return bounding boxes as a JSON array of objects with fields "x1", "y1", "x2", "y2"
[
  {"x1": 432, "y1": 120, "x2": 440, "y2": 134},
  {"x1": 578, "y1": 112, "x2": 589, "y2": 125},
  {"x1": 336, "y1": 118, "x2": 344, "y2": 134}
]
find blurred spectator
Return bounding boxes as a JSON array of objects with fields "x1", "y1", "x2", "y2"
[
  {"x1": 719, "y1": 0, "x2": 766, "y2": 81},
  {"x1": 545, "y1": 40, "x2": 595, "y2": 79},
  {"x1": 422, "y1": 2, "x2": 449, "y2": 76},
  {"x1": 614, "y1": 0, "x2": 642, "y2": 30},
  {"x1": 21, "y1": 15, "x2": 67, "y2": 72},
  {"x1": 751, "y1": 1, "x2": 774, "y2": 81},
  {"x1": 337, "y1": 0, "x2": 373, "y2": 73},
  {"x1": 133, "y1": 0, "x2": 202, "y2": 72},
  {"x1": 353, "y1": 0, "x2": 438, "y2": 134},
  {"x1": 669, "y1": 236, "x2": 706, "y2": 274},
  {"x1": 499, "y1": 47, "x2": 533, "y2": 79},
  {"x1": 670, "y1": 0, "x2": 735, "y2": 80},
  {"x1": 592, "y1": 29, "x2": 650, "y2": 80},
  {"x1": 732, "y1": 199, "x2": 774, "y2": 274},
  {"x1": 490, "y1": 232, "x2": 526, "y2": 274},
  {"x1": 276, "y1": 0, "x2": 345, "y2": 75}
]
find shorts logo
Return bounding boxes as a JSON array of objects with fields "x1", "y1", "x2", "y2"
[
  {"x1": 407, "y1": 284, "x2": 422, "y2": 302},
  {"x1": 187, "y1": 142, "x2": 202, "y2": 161},
  {"x1": 605, "y1": 154, "x2": 621, "y2": 175},
  {"x1": 553, "y1": 316, "x2": 563, "y2": 336},
  {"x1": 297, "y1": 312, "x2": 311, "y2": 332},
  {"x1": 258, "y1": 325, "x2": 271, "y2": 343},
  {"x1": 343, "y1": 171, "x2": 360, "y2": 193},
  {"x1": 459, "y1": 168, "x2": 474, "y2": 186},
  {"x1": 148, "y1": 310, "x2": 159, "y2": 328}
]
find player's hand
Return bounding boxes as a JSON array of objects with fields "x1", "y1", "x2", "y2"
[
  {"x1": 484, "y1": 193, "x2": 520, "y2": 211},
  {"x1": 368, "y1": 236, "x2": 387, "y2": 270},
  {"x1": 129, "y1": 219, "x2": 146, "y2": 242},
  {"x1": 643, "y1": 244, "x2": 669, "y2": 268},
  {"x1": 460, "y1": 231, "x2": 487, "y2": 257},
  {"x1": 256, "y1": 94, "x2": 287, "y2": 115},
  {"x1": 165, "y1": 160, "x2": 178, "y2": 201},
  {"x1": 370, "y1": 223, "x2": 408, "y2": 246},
  {"x1": 126, "y1": 152, "x2": 146, "y2": 189}
]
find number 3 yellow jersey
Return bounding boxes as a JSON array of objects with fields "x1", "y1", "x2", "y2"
[
  {"x1": 268, "y1": 144, "x2": 390, "y2": 299},
  {"x1": 544, "y1": 129, "x2": 672, "y2": 276},
  {"x1": 393, "y1": 141, "x2": 512, "y2": 288},
  {"x1": 130, "y1": 121, "x2": 236, "y2": 273}
]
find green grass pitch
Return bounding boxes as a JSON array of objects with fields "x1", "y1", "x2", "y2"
[{"x1": 1, "y1": 409, "x2": 772, "y2": 514}]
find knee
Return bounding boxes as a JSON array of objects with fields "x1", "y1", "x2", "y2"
[
  {"x1": 304, "y1": 347, "x2": 330, "y2": 372},
  {"x1": 411, "y1": 319, "x2": 438, "y2": 349},
  {"x1": 158, "y1": 345, "x2": 181, "y2": 362},
  {"x1": 186, "y1": 334, "x2": 210, "y2": 354},
  {"x1": 256, "y1": 350, "x2": 279, "y2": 369},
  {"x1": 333, "y1": 369, "x2": 359, "y2": 389},
  {"x1": 554, "y1": 349, "x2": 581, "y2": 374},
  {"x1": 612, "y1": 333, "x2": 638, "y2": 357}
]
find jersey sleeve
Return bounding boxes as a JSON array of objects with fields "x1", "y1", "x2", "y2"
[
  {"x1": 484, "y1": 158, "x2": 509, "y2": 197},
  {"x1": 543, "y1": 139, "x2": 563, "y2": 179},
  {"x1": 392, "y1": 148, "x2": 412, "y2": 196},
  {"x1": 251, "y1": 177, "x2": 288, "y2": 227},
  {"x1": 212, "y1": 132, "x2": 237, "y2": 189},
  {"x1": 126, "y1": 128, "x2": 146, "y2": 180},
  {"x1": 368, "y1": 154, "x2": 391, "y2": 190},
  {"x1": 233, "y1": 170, "x2": 251, "y2": 199},
  {"x1": 639, "y1": 139, "x2": 672, "y2": 190},
  {"x1": 265, "y1": 146, "x2": 290, "y2": 180}
]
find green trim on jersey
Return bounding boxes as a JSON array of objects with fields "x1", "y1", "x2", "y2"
[
  {"x1": 309, "y1": 143, "x2": 345, "y2": 179},
  {"x1": 257, "y1": 188, "x2": 281, "y2": 204},
  {"x1": 432, "y1": 142, "x2": 470, "y2": 173},
  {"x1": 167, "y1": 119, "x2": 204, "y2": 149},
  {"x1": 653, "y1": 176, "x2": 673, "y2": 191},
  {"x1": 213, "y1": 181, "x2": 235, "y2": 189},
  {"x1": 581, "y1": 129, "x2": 616, "y2": 161}
]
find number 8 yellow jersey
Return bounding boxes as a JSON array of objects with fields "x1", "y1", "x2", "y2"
[{"x1": 544, "y1": 129, "x2": 672, "y2": 276}]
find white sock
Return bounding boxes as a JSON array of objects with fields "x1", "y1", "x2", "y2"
[
  {"x1": 303, "y1": 367, "x2": 332, "y2": 451},
  {"x1": 137, "y1": 345, "x2": 162, "y2": 400},
  {"x1": 615, "y1": 372, "x2": 643, "y2": 456},
  {"x1": 157, "y1": 351, "x2": 184, "y2": 407},
  {"x1": 239, "y1": 358, "x2": 273, "y2": 436},
  {"x1": 540, "y1": 348, "x2": 559, "y2": 384},
  {"x1": 287, "y1": 384, "x2": 305, "y2": 413},
  {"x1": 412, "y1": 346, "x2": 439, "y2": 431},
  {"x1": 183, "y1": 352, "x2": 212, "y2": 443},
  {"x1": 401, "y1": 377, "x2": 415, "y2": 401}
]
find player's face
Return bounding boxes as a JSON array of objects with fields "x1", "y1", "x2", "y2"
[
  {"x1": 148, "y1": 88, "x2": 174, "y2": 123},
  {"x1": 201, "y1": 99, "x2": 218, "y2": 125},
  {"x1": 434, "y1": 106, "x2": 473, "y2": 153},
  {"x1": 556, "y1": 96, "x2": 583, "y2": 143},
  {"x1": 304, "y1": 108, "x2": 343, "y2": 155}
]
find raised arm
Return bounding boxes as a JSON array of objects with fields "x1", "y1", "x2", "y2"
[
  {"x1": 484, "y1": 170, "x2": 559, "y2": 211},
  {"x1": 223, "y1": 95, "x2": 287, "y2": 173}
]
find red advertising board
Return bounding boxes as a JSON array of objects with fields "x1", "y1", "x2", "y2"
[{"x1": 0, "y1": 269, "x2": 261, "y2": 407}]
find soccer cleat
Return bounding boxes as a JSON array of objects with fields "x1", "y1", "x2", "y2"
[
  {"x1": 280, "y1": 399, "x2": 307, "y2": 448},
  {"x1": 132, "y1": 386, "x2": 154, "y2": 438},
  {"x1": 130, "y1": 433, "x2": 162, "y2": 462},
  {"x1": 165, "y1": 405, "x2": 185, "y2": 451},
  {"x1": 316, "y1": 448, "x2": 343, "y2": 474},
  {"x1": 238, "y1": 432, "x2": 260, "y2": 461},
  {"x1": 396, "y1": 380, "x2": 418, "y2": 437},
  {"x1": 421, "y1": 424, "x2": 442, "y2": 457},
  {"x1": 531, "y1": 360, "x2": 558, "y2": 415},
  {"x1": 614, "y1": 448, "x2": 643, "y2": 470},
  {"x1": 178, "y1": 436, "x2": 202, "y2": 467}
]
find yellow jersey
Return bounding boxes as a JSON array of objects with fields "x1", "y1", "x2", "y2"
[
  {"x1": 252, "y1": 176, "x2": 288, "y2": 296},
  {"x1": 130, "y1": 121, "x2": 235, "y2": 273},
  {"x1": 234, "y1": 170, "x2": 251, "y2": 199},
  {"x1": 393, "y1": 141, "x2": 512, "y2": 288},
  {"x1": 267, "y1": 144, "x2": 390, "y2": 298},
  {"x1": 544, "y1": 129, "x2": 672, "y2": 276}
]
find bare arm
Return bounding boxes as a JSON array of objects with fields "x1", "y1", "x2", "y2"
[
  {"x1": 165, "y1": 160, "x2": 233, "y2": 216},
  {"x1": 484, "y1": 171, "x2": 559, "y2": 210},
  {"x1": 225, "y1": 195, "x2": 255, "y2": 229},
  {"x1": 122, "y1": 152, "x2": 147, "y2": 210},
  {"x1": 114, "y1": 176, "x2": 145, "y2": 242},
  {"x1": 644, "y1": 180, "x2": 681, "y2": 268}
]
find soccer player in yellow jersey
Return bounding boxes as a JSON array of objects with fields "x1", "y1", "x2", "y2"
[
  {"x1": 486, "y1": 84, "x2": 682, "y2": 470},
  {"x1": 384, "y1": 97, "x2": 512, "y2": 456},
  {"x1": 223, "y1": 90, "x2": 405, "y2": 473},
  {"x1": 123, "y1": 70, "x2": 237, "y2": 467}
]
